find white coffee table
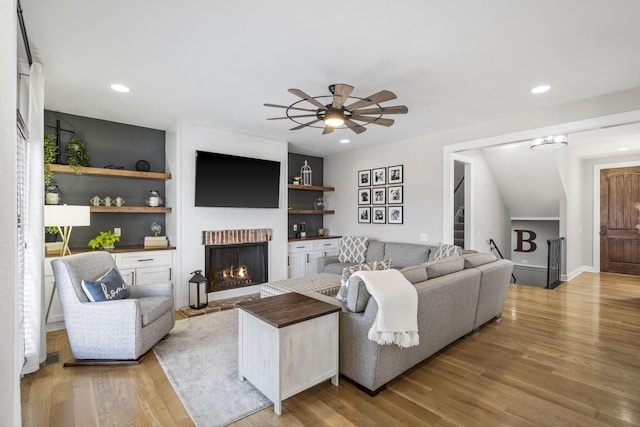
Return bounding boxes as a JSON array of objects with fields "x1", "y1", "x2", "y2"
[{"x1": 237, "y1": 292, "x2": 340, "y2": 415}]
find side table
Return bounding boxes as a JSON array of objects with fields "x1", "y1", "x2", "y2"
[{"x1": 237, "y1": 292, "x2": 340, "y2": 415}]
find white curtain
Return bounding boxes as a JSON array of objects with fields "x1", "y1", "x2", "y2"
[{"x1": 22, "y1": 62, "x2": 45, "y2": 374}]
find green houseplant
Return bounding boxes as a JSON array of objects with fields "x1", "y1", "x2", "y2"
[
  {"x1": 45, "y1": 226, "x2": 59, "y2": 243},
  {"x1": 88, "y1": 231, "x2": 120, "y2": 250},
  {"x1": 66, "y1": 137, "x2": 91, "y2": 173},
  {"x1": 44, "y1": 134, "x2": 57, "y2": 186}
]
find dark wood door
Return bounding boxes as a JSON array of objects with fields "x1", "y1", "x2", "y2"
[{"x1": 600, "y1": 166, "x2": 640, "y2": 275}]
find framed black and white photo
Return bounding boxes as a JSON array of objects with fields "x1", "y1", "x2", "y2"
[
  {"x1": 372, "y1": 187, "x2": 386, "y2": 205},
  {"x1": 372, "y1": 206, "x2": 386, "y2": 224},
  {"x1": 388, "y1": 206, "x2": 403, "y2": 224},
  {"x1": 388, "y1": 165, "x2": 403, "y2": 184},
  {"x1": 388, "y1": 185, "x2": 403, "y2": 204},
  {"x1": 372, "y1": 167, "x2": 386, "y2": 186},
  {"x1": 358, "y1": 170, "x2": 371, "y2": 187},
  {"x1": 358, "y1": 207, "x2": 371, "y2": 223},
  {"x1": 358, "y1": 188, "x2": 371, "y2": 205}
]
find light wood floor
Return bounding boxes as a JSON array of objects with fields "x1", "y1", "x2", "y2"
[{"x1": 22, "y1": 272, "x2": 640, "y2": 426}]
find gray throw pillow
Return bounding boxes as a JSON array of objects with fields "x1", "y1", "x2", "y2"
[
  {"x1": 336, "y1": 259, "x2": 391, "y2": 302},
  {"x1": 338, "y1": 236, "x2": 369, "y2": 263}
]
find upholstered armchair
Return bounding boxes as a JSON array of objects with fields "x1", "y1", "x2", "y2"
[{"x1": 51, "y1": 251, "x2": 175, "y2": 362}]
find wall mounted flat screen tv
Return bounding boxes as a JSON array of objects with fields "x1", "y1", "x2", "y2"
[{"x1": 195, "y1": 151, "x2": 281, "y2": 208}]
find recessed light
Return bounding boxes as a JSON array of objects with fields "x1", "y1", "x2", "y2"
[
  {"x1": 340, "y1": 139, "x2": 350, "y2": 144},
  {"x1": 618, "y1": 147, "x2": 630, "y2": 151},
  {"x1": 110, "y1": 83, "x2": 130, "y2": 93},
  {"x1": 531, "y1": 85, "x2": 551, "y2": 94}
]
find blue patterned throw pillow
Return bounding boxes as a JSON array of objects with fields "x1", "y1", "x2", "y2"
[{"x1": 81, "y1": 268, "x2": 129, "y2": 302}]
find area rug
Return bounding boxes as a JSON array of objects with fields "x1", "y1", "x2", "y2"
[{"x1": 153, "y1": 309, "x2": 272, "y2": 426}]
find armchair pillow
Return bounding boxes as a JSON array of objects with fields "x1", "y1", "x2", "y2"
[
  {"x1": 81, "y1": 268, "x2": 129, "y2": 302},
  {"x1": 338, "y1": 236, "x2": 369, "y2": 263},
  {"x1": 336, "y1": 259, "x2": 391, "y2": 302}
]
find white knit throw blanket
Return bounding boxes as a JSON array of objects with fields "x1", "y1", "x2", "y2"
[{"x1": 352, "y1": 269, "x2": 420, "y2": 348}]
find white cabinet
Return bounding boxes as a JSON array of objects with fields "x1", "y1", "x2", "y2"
[
  {"x1": 114, "y1": 251, "x2": 173, "y2": 285},
  {"x1": 288, "y1": 238, "x2": 340, "y2": 278},
  {"x1": 45, "y1": 249, "x2": 174, "y2": 330}
]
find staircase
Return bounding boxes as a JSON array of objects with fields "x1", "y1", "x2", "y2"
[{"x1": 454, "y1": 207, "x2": 464, "y2": 248}]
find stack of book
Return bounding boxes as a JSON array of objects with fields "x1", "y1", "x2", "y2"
[
  {"x1": 45, "y1": 241, "x2": 63, "y2": 255},
  {"x1": 144, "y1": 236, "x2": 168, "y2": 248}
]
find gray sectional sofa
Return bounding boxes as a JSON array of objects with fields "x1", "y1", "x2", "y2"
[{"x1": 313, "y1": 240, "x2": 514, "y2": 393}]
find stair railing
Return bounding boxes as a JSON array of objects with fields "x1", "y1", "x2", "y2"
[{"x1": 488, "y1": 238, "x2": 517, "y2": 283}]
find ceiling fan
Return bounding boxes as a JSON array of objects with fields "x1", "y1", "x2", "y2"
[{"x1": 264, "y1": 84, "x2": 408, "y2": 135}]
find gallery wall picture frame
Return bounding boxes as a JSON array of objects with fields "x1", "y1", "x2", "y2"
[
  {"x1": 388, "y1": 206, "x2": 403, "y2": 224},
  {"x1": 372, "y1": 206, "x2": 386, "y2": 224},
  {"x1": 372, "y1": 187, "x2": 386, "y2": 205},
  {"x1": 358, "y1": 170, "x2": 371, "y2": 187},
  {"x1": 358, "y1": 188, "x2": 371, "y2": 205},
  {"x1": 388, "y1": 165, "x2": 403, "y2": 184},
  {"x1": 388, "y1": 185, "x2": 403, "y2": 204},
  {"x1": 358, "y1": 207, "x2": 371, "y2": 223},
  {"x1": 372, "y1": 167, "x2": 386, "y2": 186}
]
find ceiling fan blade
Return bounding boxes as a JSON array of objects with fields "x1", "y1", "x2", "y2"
[
  {"x1": 288, "y1": 89, "x2": 327, "y2": 110},
  {"x1": 350, "y1": 115, "x2": 395, "y2": 127},
  {"x1": 352, "y1": 105, "x2": 409, "y2": 115},
  {"x1": 343, "y1": 119, "x2": 367, "y2": 134},
  {"x1": 267, "y1": 114, "x2": 318, "y2": 120},
  {"x1": 322, "y1": 126, "x2": 335, "y2": 135},
  {"x1": 345, "y1": 90, "x2": 397, "y2": 111},
  {"x1": 290, "y1": 118, "x2": 322, "y2": 130},
  {"x1": 264, "y1": 103, "x2": 318, "y2": 113},
  {"x1": 331, "y1": 84, "x2": 354, "y2": 109}
]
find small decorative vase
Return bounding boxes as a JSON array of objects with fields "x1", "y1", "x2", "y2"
[{"x1": 313, "y1": 197, "x2": 325, "y2": 210}]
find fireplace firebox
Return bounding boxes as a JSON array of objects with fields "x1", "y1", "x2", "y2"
[{"x1": 205, "y1": 242, "x2": 268, "y2": 292}]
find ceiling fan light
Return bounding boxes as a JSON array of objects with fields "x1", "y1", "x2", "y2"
[
  {"x1": 324, "y1": 110, "x2": 344, "y2": 127},
  {"x1": 530, "y1": 134, "x2": 568, "y2": 150}
]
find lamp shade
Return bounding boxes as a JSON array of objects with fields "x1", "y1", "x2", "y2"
[{"x1": 44, "y1": 205, "x2": 91, "y2": 227}]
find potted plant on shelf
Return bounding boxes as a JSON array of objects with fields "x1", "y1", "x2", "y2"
[
  {"x1": 88, "y1": 231, "x2": 120, "y2": 250},
  {"x1": 66, "y1": 137, "x2": 91, "y2": 173},
  {"x1": 44, "y1": 134, "x2": 57, "y2": 186},
  {"x1": 45, "y1": 227, "x2": 59, "y2": 243}
]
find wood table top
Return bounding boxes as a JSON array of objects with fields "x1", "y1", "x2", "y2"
[{"x1": 237, "y1": 292, "x2": 340, "y2": 328}]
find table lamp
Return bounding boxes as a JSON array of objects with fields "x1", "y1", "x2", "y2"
[{"x1": 44, "y1": 205, "x2": 91, "y2": 256}]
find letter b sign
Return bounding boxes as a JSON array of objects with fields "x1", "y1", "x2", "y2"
[{"x1": 514, "y1": 229, "x2": 537, "y2": 253}]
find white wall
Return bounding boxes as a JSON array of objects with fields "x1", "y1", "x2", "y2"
[
  {"x1": 166, "y1": 120, "x2": 288, "y2": 307},
  {"x1": 1, "y1": 0, "x2": 22, "y2": 423},
  {"x1": 324, "y1": 135, "x2": 446, "y2": 245}
]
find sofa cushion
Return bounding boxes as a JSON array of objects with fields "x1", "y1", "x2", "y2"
[
  {"x1": 81, "y1": 268, "x2": 129, "y2": 302},
  {"x1": 336, "y1": 259, "x2": 391, "y2": 302},
  {"x1": 324, "y1": 262, "x2": 354, "y2": 275},
  {"x1": 432, "y1": 243, "x2": 463, "y2": 261},
  {"x1": 463, "y1": 252, "x2": 497, "y2": 268},
  {"x1": 365, "y1": 241, "x2": 385, "y2": 262},
  {"x1": 422, "y1": 256, "x2": 465, "y2": 278},
  {"x1": 383, "y1": 242, "x2": 430, "y2": 268},
  {"x1": 399, "y1": 265, "x2": 429, "y2": 284},
  {"x1": 338, "y1": 236, "x2": 369, "y2": 264}
]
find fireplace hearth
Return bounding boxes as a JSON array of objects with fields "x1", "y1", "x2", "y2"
[{"x1": 205, "y1": 242, "x2": 268, "y2": 292}]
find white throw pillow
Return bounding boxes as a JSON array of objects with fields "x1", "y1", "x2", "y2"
[
  {"x1": 338, "y1": 236, "x2": 369, "y2": 263},
  {"x1": 433, "y1": 243, "x2": 462, "y2": 261}
]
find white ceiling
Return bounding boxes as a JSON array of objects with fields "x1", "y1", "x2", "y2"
[{"x1": 19, "y1": 0, "x2": 640, "y2": 157}]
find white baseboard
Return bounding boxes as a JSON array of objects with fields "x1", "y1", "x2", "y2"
[{"x1": 564, "y1": 265, "x2": 598, "y2": 282}]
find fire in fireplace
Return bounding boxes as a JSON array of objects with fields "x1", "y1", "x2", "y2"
[{"x1": 205, "y1": 242, "x2": 268, "y2": 292}]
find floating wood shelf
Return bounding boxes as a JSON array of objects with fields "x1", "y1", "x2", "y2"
[
  {"x1": 287, "y1": 184, "x2": 335, "y2": 192},
  {"x1": 90, "y1": 206, "x2": 172, "y2": 213},
  {"x1": 49, "y1": 164, "x2": 171, "y2": 180},
  {"x1": 288, "y1": 209, "x2": 335, "y2": 215}
]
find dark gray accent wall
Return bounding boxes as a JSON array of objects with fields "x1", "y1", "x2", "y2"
[
  {"x1": 45, "y1": 111, "x2": 166, "y2": 248},
  {"x1": 288, "y1": 153, "x2": 325, "y2": 238}
]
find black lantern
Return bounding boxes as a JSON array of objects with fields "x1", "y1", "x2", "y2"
[{"x1": 189, "y1": 270, "x2": 208, "y2": 309}]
